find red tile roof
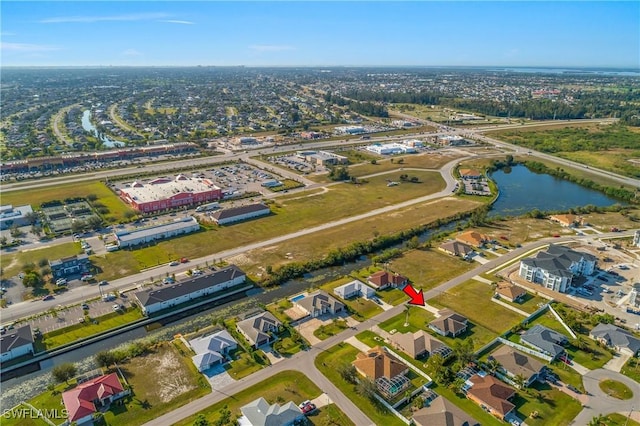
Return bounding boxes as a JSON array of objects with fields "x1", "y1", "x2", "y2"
[{"x1": 62, "y1": 373, "x2": 124, "y2": 422}]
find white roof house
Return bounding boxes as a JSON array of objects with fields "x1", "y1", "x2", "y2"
[{"x1": 334, "y1": 279, "x2": 375, "y2": 300}]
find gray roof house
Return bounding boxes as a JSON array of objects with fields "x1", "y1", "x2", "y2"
[
  {"x1": 239, "y1": 397, "x2": 304, "y2": 426},
  {"x1": 334, "y1": 279, "x2": 375, "y2": 300},
  {"x1": 294, "y1": 290, "x2": 345, "y2": 318},
  {"x1": 520, "y1": 325, "x2": 568, "y2": 360},
  {"x1": 519, "y1": 244, "x2": 597, "y2": 293},
  {"x1": 0, "y1": 324, "x2": 34, "y2": 362},
  {"x1": 236, "y1": 311, "x2": 282, "y2": 348},
  {"x1": 429, "y1": 309, "x2": 468, "y2": 338},
  {"x1": 590, "y1": 323, "x2": 640, "y2": 356},
  {"x1": 188, "y1": 329, "x2": 238, "y2": 372}
]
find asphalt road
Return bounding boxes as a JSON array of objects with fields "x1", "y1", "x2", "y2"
[{"x1": 1, "y1": 158, "x2": 461, "y2": 323}]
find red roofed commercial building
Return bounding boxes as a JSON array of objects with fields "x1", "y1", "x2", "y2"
[
  {"x1": 62, "y1": 373, "x2": 129, "y2": 424},
  {"x1": 119, "y1": 174, "x2": 221, "y2": 213}
]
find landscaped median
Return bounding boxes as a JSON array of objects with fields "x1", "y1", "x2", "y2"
[{"x1": 173, "y1": 370, "x2": 353, "y2": 426}]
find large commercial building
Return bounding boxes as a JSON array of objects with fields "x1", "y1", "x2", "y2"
[
  {"x1": 297, "y1": 150, "x2": 348, "y2": 166},
  {"x1": 134, "y1": 265, "x2": 246, "y2": 315},
  {"x1": 0, "y1": 204, "x2": 34, "y2": 230},
  {"x1": 119, "y1": 174, "x2": 221, "y2": 213},
  {"x1": 115, "y1": 216, "x2": 200, "y2": 248},
  {"x1": 519, "y1": 244, "x2": 597, "y2": 293},
  {"x1": 365, "y1": 143, "x2": 417, "y2": 155}
]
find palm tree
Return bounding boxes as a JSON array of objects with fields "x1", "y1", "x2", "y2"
[
  {"x1": 404, "y1": 304, "x2": 411, "y2": 327},
  {"x1": 513, "y1": 373, "x2": 527, "y2": 389},
  {"x1": 588, "y1": 414, "x2": 604, "y2": 426},
  {"x1": 486, "y1": 358, "x2": 501, "y2": 375}
]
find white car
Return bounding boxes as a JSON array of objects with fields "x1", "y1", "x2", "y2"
[
  {"x1": 56, "y1": 278, "x2": 68, "y2": 286},
  {"x1": 80, "y1": 274, "x2": 93, "y2": 281}
]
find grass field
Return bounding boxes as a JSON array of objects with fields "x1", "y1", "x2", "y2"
[
  {"x1": 1, "y1": 380, "x2": 79, "y2": 426},
  {"x1": 389, "y1": 249, "x2": 476, "y2": 291},
  {"x1": 348, "y1": 151, "x2": 463, "y2": 177},
  {"x1": 598, "y1": 413, "x2": 640, "y2": 426},
  {"x1": 39, "y1": 307, "x2": 144, "y2": 350},
  {"x1": 621, "y1": 356, "x2": 640, "y2": 383},
  {"x1": 314, "y1": 319, "x2": 349, "y2": 340},
  {"x1": 599, "y1": 379, "x2": 634, "y2": 400},
  {"x1": 1, "y1": 181, "x2": 135, "y2": 223},
  {"x1": 1, "y1": 242, "x2": 83, "y2": 278},
  {"x1": 511, "y1": 381, "x2": 582, "y2": 426},
  {"x1": 173, "y1": 370, "x2": 347, "y2": 426},
  {"x1": 315, "y1": 343, "x2": 405, "y2": 426},
  {"x1": 428, "y1": 280, "x2": 523, "y2": 335},
  {"x1": 379, "y1": 307, "x2": 435, "y2": 334}
]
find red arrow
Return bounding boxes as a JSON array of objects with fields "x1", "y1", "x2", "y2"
[{"x1": 402, "y1": 284, "x2": 425, "y2": 306}]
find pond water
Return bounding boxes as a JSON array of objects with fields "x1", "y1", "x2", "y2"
[
  {"x1": 81, "y1": 110, "x2": 125, "y2": 148},
  {"x1": 490, "y1": 165, "x2": 623, "y2": 217}
]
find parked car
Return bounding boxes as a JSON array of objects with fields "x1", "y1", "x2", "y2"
[
  {"x1": 56, "y1": 278, "x2": 67, "y2": 286},
  {"x1": 301, "y1": 403, "x2": 316, "y2": 415},
  {"x1": 113, "y1": 304, "x2": 123, "y2": 311},
  {"x1": 42, "y1": 294, "x2": 55, "y2": 301},
  {"x1": 81, "y1": 303, "x2": 90, "y2": 310},
  {"x1": 80, "y1": 274, "x2": 94, "y2": 282}
]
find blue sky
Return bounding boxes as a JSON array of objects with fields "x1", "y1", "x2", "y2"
[{"x1": 1, "y1": 1, "x2": 638, "y2": 68}]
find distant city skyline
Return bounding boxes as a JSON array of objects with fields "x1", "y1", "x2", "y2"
[{"x1": 1, "y1": 1, "x2": 638, "y2": 68}]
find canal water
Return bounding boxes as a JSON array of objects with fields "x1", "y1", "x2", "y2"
[
  {"x1": 0, "y1": 163, "x2": 627, "y2": 407},
  {"x1": 81, "y1": 110, "x2": 125, "y2": 148}
]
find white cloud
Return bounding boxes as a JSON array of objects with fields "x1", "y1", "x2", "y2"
[
  {"x1": 249, "y1": 44, "x2": 296, "y2": 52},
  {"x1": 122, "y1": 49, "x2": 143, "y2": 57},
  {"x1": 40, "y1": 12, "x2": 169, "y2": 24},
  {"x1": 158, "y1": 20, "x2": 195, "y2": 25},
  {"x1": 1, "y1": 42, "x2": 61, "y2": 52}
]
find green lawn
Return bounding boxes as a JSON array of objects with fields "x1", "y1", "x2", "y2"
[
  {"x1": 379, "y1": 307, "x2": 435, "y2": 334},
  {"x1": 1, "y1": 242, "x2": 83, "y2": 279},
  {"x1": 599, "y1": 379, "x2": 634, "y2": 400},
  {"x1": 621, "y1": 356, "x2": 640, "y2": 383},
  {"x1": 499, "y1": 291, "x2": 549, "y2": 314},
  {"x1": 272, "y1": 328, "x2": 307, "y2": 356},
  {"x1": 315, "y1": 343, "x2": 404, "y2": 426},
  {"x1": 428, "y1": 280, "x2": 522, "y2": 335},
  {"x1": 266, "y1": 299, "x2": 294, "y2": 323},
  {"x1": 597, "y1": 413, "x2": 640, "y2": 426},
  {"x1": 2, "y1": 381, "x2": 79, "y2": 426},
  {"x1": 512, "y1": 381, "x2": 582, "y2": 426},
  {"x1": 321, "y1": 277, "x2": 383, "y2": 320},
  {"x1": 375, "y1": 287, "x2": 409, "y2": 305},
  {"x1": 105, "y1": 343, "x2": 211, "y2": 426},
  {"x1": 314, "y1": 319, "x2": 349, "y2": 340},
  {"x1": 39, "y1": 307, "x2": 144, "y2": 350},
  {"x1": 224, "y1": 349, "x2": 266, "y2": 380},
  {"x1": 390, "y1": 249, "x2": 475, "y2": 292},
  {"x1": 173, "y1": 370, "x2": 330, "y2": 426}
]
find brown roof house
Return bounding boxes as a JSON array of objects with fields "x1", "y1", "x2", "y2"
[
  {"x1": 455, "y1": 231, "x2": 492, "y2": 248},
  {"x1": 466, "y1": 374, "x2": 516, "y2": 421},
  {"x1": 367, "y1": 270, "x2": 408, "y2": 290},
  {"x1": 439, "y1": 240, "x2": 474, "y2": 259},
  {"x1": 413, "y1": 395, "x2": 480, "y2": 426},
  {"x1": 495, "y1": 282, "x2": 527, "y2": 303},
  {"x1": 549, "y1": 214, "x2": 580, "y2": 227},
  {"x1": 429, "y1": 309, "x2": 468, "y2": 338},
  {"x1": 352, "y1": 346, "x2": 410, "y2": 399},
  {"x1": 490, "y1": 346, "x2": 546, "y2": 388},
  {"x1": 389, "y1": 330, "x2": 452, "y2": 360}
]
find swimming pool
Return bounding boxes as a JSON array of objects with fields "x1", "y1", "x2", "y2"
[{"x1": 290, "y1": 294, "x2": 305, "y2": 302}]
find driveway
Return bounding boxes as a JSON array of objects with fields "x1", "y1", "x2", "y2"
[
  {"x1": 203, "y1": 365, "x2": 236, "y2": 389},
  {"x1": 603, "y1": 353, "x2": 632, "y2": 373}
]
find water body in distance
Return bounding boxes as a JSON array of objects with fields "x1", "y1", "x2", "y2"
[{"x1": 490, "y1": 165, "x2": 623, "y2": 217}]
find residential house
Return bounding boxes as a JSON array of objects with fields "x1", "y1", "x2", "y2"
[
  {"x1": 590, "y1": 323, "x2": 640, "y2": 356},
  {"x1": 429, "y1": 309, "x2": 469, "y2": 338},
  {"x1": 49, "y1": 254, "x2": 90, "y2": 279},
  {"x1": 490, "y1": 346, "x2": 546, "y2": 388},
  {"x1": 134, "y1": 265, "x2": 246, "y2": 315},
  {"x1": 439, "y1": 240, "x2": 474, "y2": 259},
  {"x1": 389, "y1": 330, "x2": 452, "y2": 359},
  {"x1": 496, "y1": 282, "x2": 527, "y2": 303},
  {"x1": 412, "y1": 395, "x2": 480, "y2": 426},
  {"x1": 455, "y1": 231, "x2": 491, "y2": 248},
  {"x1": 352, "y1": 346, "x2": 410, "y2": 398},
  {"x1": 62, "y1": 373, "x2": 130, "y2": 425},
  {"x1": 239, "y1": 397, "x2": 304, "y2": 426},
  {"x1": 520, "y1": 325, "x2": 568, "y2": 360},
  {"x1": 466, "y1": 374, "x2": 516, "y2": 421},
  {"x1": 519, "y1": 244, "x2": 597, "y2": 293},
  {"x1": 0, "y1": 324, "x2": 34, "y2": 362},
  {"x1": 210, "y1": 203, "x2": 271, "y2": 225},
  {"x1": 367, "y1": 270, "x2": 408, "y2": 290},
  {"x1": 334, "y1": 279, "x2": 375, "y2": 300},
  {"x1": 549, "y1": 214, "x2": 580, "y2": 227},
  {"x1": 294, "y1": 290, "x2": 344, "y2": 318},
  {"x1": 188, "y1": 329, "x2": 238, "y2": 371},
  {"x1": 236, "y1": 311, "x2": 282, "y2": 348}
]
